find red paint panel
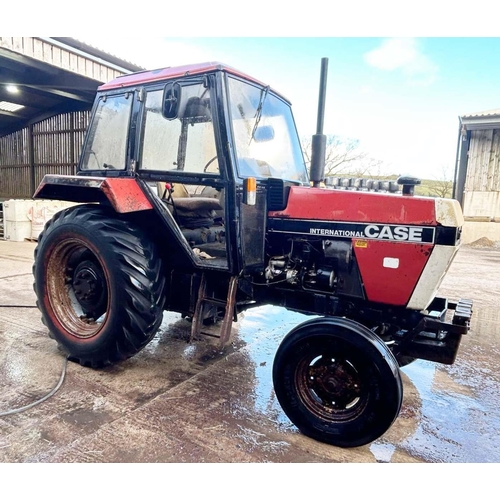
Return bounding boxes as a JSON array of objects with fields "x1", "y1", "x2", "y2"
[
  {"x1": 270, "y1": 186, "x2": 437, "y2": 225},
  {"x1": 101, "y1": 178, "x2": 153, "y2": 213},
  {"x1": 99, "y1": 62, "x2": 223, "y2": 90},
  {"x1": 353, "y1": 240, "x2": 432, "y2": 306},
  {"x1": 99, "y1": 62, "x2": 283, "y2": 98}
]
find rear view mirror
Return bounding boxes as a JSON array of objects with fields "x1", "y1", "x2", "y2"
[{"x1": 162, "y1": 82, "x2": 182, "y2": 119}]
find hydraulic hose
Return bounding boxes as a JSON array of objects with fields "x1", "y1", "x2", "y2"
[
  {"x1": 0, "y1": 355, "x2": 69, "y2": 417},
  {"x1": 0, "y1": 304, "x2": 68, "y2": 416}
]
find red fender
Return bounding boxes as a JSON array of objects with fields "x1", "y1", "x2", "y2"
[{"x1": 34, "y1": 175, "x2": 153, "y2": 214}]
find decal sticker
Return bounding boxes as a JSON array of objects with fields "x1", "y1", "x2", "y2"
[
  {"x1": 268, "y1": 218, "x2": 436, "y2": 244},
  {"x1": 355, "y1": 240, "x2": 368, "y2": 248},
  {"x1": 383, "y1": 257, "x2": 400, "y2": 269}
]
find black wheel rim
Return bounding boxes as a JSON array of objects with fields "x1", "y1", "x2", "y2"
[
  {"x1": 295, "y1": 350, "x2": 369, "y2": 422},
  {"x1": 72, "y1": 258, "x2": 108, "y2": 318},
  {"x1": 46, "y1": 237, "x2": 109, "y2": 339}
]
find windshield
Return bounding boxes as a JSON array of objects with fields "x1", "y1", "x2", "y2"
[{"x1": 227, "y1": 77, "x2": 308, "y2": 183}]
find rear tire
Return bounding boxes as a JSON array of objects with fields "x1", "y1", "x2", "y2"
[
  {"x1": 273, "y1": 317, "x2": 403, "y2": 448},
  {"x1": 33, "y1": 204, "x2": 166, "y2": 367}
]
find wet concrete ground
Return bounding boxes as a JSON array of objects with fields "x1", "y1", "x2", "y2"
[{"x1": 0, "y1": 239, "x2": 499, "y2": 463}]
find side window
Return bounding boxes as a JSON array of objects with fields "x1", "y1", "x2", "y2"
[
  {"x1": 80, "y1": 94, "x2": 132, "y2": 171},
  {"x1": 141, "y1": 90, "x2": 181, "y2": 171},
  {"x1": 140, "y1": 83, "x2": 219, "y2": 175}
]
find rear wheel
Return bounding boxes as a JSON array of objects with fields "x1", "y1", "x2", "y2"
[
  {"x1": 273, "y1": 317, "x2": 403, "y2": 448},
  {"x1": 33, "y1": 204, "x2": 166, "y2": 367}
]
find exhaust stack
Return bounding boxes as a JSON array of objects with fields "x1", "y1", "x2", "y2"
[{"x1": 310, "y1": 57, "x2": 329, "y2": 188}]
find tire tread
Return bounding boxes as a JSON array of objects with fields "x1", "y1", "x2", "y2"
[{"x1": 33, "y1": 204, "x2": 166, "y2": 367}]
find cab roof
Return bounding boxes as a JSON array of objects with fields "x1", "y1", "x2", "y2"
[{"x1": 98, "y1": 61, "x2": 288, "y2": 102}]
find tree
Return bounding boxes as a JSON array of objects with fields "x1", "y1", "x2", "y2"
[
  {"x1": 427, "y1": 165, "x2": 453, "y2": 198},
  {"x1": 301, "y1": 134, "x2": 385, "y2": 178}
]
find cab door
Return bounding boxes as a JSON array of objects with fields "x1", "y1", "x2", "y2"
[{"x1": 136, "y1": 76, "x2": 233, "y2": 272}]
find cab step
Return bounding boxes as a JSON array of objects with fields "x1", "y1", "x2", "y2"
[{"x1": 190, "y1": 274, "x2": 238, "y2": 345}]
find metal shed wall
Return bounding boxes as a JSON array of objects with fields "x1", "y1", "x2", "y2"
[
  {"x1": 465, "y1": 129, "x2": 500, "y2": 192},
  {"x1": 0, "y1": 110, "x2": 90, "y2": 199},
  {"x1": 462, "y1": 128, "x2": 500, "y2": 224},
  {"x1": 0, "y1": 37, "x2": 126, "y2": 83},
  {"x1": 455, "y1": 112, "x2": 500, "y2": 242}
]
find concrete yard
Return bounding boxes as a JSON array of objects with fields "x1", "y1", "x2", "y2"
[{"x1": 1, "y1": 239, "x2": 500, "y2": 464}]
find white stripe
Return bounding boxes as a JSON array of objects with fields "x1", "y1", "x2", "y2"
[
  {"x1": 435, "y1": 198, "x2": 464, "y2": 227},
  {"x1": 407, "y1": 244, "x2": 460, "y2": 310}
]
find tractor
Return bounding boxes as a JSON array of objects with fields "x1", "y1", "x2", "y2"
[{"x1": 32, "y1": 58, "x2": 472, "y2": 448}]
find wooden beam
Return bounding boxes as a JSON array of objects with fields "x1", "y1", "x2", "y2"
[{"x1": 28, "y1": 123, "x2": 35, "y2": 195}]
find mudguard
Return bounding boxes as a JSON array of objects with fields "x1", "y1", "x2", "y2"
[{"x1": 33, "y1": 174, "x2": 153, "y2": 214}]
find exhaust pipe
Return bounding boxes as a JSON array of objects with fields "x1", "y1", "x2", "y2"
[{"x1": 310, "y1": 57, "x2": 329, "y2": 188}]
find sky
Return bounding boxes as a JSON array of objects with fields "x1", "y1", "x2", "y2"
[
  {"x1": 73, "y1": 35, "x2": 500, "y2": 181},
  {"x1": 4, "y1": 1, "x2": 500, "y2": 182}
]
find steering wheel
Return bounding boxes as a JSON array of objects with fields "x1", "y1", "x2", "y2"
[{"x1": 203, "y1": 155, "x2": 219, "y2": 173}]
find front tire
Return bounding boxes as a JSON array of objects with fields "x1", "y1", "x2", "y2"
[
  {"x1": 33, "y1": 204, "x2": 166, "y2": 367},
  {"x1": 273, "y1": 317, "x2": 403, "y2": 448}
]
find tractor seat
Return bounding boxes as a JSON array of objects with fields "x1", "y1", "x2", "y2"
[
  {"x1": 174, "y1": 197, "x2": 221, "y2": 213},
  {"x1": 173, "y1": 197, "x2": 222, "y2": 229}
]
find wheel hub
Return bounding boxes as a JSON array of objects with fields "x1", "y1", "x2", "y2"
[
  {"x1": 71, "y1": 260, "x2": 107, "y2": 318},
  {"x1": 306, "y1": 356, "x2": 362, "y2": 410}
]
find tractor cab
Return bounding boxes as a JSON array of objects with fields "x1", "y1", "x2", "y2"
[{"x1": 67, "y1": 62, "x2": 308, "y2": 274}]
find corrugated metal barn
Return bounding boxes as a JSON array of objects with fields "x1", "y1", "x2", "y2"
[
  {"x1": 0, "y1": 37, "x2": 143, "y2": 200},
  {"x1": 454, "y1": 108, "x2": 500, "y2": 243}
]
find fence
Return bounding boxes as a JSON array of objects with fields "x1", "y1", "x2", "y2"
[{"x1": 0, "y1": 110, "x2": 90, "y2": 200}]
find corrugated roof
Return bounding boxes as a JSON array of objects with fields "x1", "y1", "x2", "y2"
[
  {"x1": 52, "y1": 37, "x2": 145, "y2": 73},
  {"x1": 0, "y1": 37, "x2": 139, "y2": 137},
  {"x1": 461, "y1": 107, "x2": 500, "y2": 118}
]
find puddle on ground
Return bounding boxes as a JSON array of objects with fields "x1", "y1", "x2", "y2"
[
  {"x1": 370, "y1": 442, "x2": 396, "y2": 462},
  {"x1": 232, "y1": 305, "x2": 500, "y2": 462},
  {"x1": 233, "y1": 305, "x2": 309, "y2": 428},
  {"x1": 401, "y1": 355, "x2": 500, "y2": 462}
]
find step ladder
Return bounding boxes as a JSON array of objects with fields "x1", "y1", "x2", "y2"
[{"x1": 190, "y1": 274, "x2": 238, "y2": 345}]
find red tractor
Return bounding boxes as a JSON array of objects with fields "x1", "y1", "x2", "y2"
[{"x1": 32, "y1": 58, "x2": 472, "y2": 448}]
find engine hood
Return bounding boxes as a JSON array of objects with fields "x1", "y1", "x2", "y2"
[{"x1": 268, "y1": 186, "x2": 462, "y2": 227}]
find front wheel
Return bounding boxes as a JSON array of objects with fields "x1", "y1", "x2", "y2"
[
  {"x1": 272, "y1": 317, "x2": 403, "y2": 448},
  {"x1": 33, "y1": 204, "x2": 166, "y2": 368}
]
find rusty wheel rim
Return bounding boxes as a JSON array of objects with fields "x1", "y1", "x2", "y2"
[
  {"x1": 46, "y1": 237, "x2": 109, "y2": 339},
  {"x1": 296, "y1": 353, "x2": 368, "y2": 422}
]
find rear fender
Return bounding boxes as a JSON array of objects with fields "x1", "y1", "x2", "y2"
[{"x1": 34, "y1": 175, "x2": 153, "y2": 214}]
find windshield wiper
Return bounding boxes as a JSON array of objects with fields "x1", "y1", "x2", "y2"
[{"x1": 249, "y1": 85, "x2": 270, "y2": 144}]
